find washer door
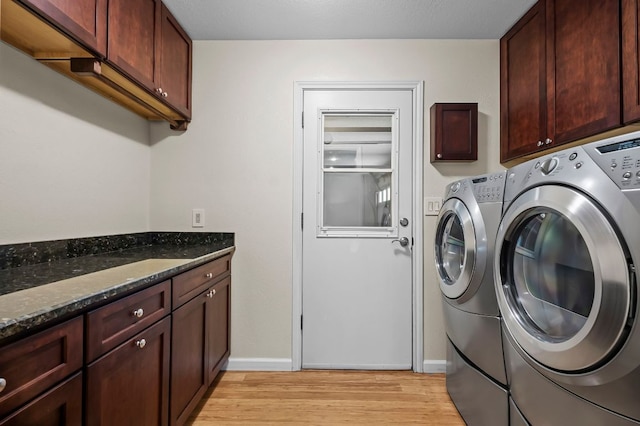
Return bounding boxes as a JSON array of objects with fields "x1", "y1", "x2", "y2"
[
  {"x1": 496, "y1": 185, "x2": 631, "y2": 372},
  {"x1": 435, "y1": 198, "x2": 485, "y2": 301}
]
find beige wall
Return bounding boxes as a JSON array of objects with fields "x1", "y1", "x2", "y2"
[
  {"x1": 0, "y1": 42, "x2": 151, "y2": 244},
  {"x1": 150, "y1": 39, "x2": 504, "y2": 365}
]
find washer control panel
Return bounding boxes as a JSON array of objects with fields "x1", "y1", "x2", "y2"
[
  {"x1": 584, "y1": 135, "x2": 640, "y2": 190},
  {"x1": 471, "y1": 171, "x2": 506, "y2": 203}
]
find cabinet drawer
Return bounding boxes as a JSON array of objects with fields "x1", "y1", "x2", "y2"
[
  {"x1": 173, "y1": 255, "x2": 231, "y2": 309},
  {"x1": 0, "y1": 316, "x2": 83, "y2": 418},
  {"x1": 0, "y1": 372, "x2": 82, "y2": 426},
  {"x1": 86, "y1": 280, "x2": 171, "y2": 362}
]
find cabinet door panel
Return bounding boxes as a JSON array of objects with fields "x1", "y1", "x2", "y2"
[
  {"x1": 86, "y1": 317, "x2": 170, "y2": 426},
  {"x1": 107, "y1": 0, "x2": 160, "y2": 92},
  {"x1": 500, "y1": 1, "x2": 547, "y2": 162},
  {"x1": 171, "y1": 293, "x2": 207, "y2": 426},
  {"x1": 623, "y1": 0, "x2": 640, "y2": 123},
  {"x1": 18, "y1": 0, "x2": 107, "y2": 55},
  {"x1": 208, "y1": 277, "x2": 231, "y2": 384},
  {"x1": 0, "y1": 317, "x2": 83, "y2": 418},
  {"x1": 159, "y1": 4, "x2": 192, "y2": 118},
  {"x1": 550, "y1": 0, "x2": 621, "y2": 144},
  {"x1": 0, "y1": 373, "x2": 82, "y2": 426}
]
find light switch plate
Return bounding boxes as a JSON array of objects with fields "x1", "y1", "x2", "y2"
[
  {"x1": 192, "y1": 209, "x2": 205, "y2": 227},
  {"x1": 424, "y1": 197, "x2": 442, "y2": 216}
]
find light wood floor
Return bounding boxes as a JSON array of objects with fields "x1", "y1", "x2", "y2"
[{"x1": 187, "y1": 370, "x2": 464, "y2": 425}]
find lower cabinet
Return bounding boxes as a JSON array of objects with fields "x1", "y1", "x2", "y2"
[
  {"x1": 85, "y1": 317, "x2": 171, "y2": 426},
  {"x1": 0, "y1": 317, "x2": 83, "y2": 422},
  {"x1": 0, "y1": 372, "x2": 83, "y2": 426},
  {"x1": 170, "y1": 275, "x2": 231, "y2": 426},
  {"x1": 0, "y1": 253, "x2": 232, "y2": 425},
  {"x1": 207, "y1": 277, "x2": 231, "y2": 384}
]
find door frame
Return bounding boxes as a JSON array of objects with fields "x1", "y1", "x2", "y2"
[{"x1": 292, "y1": 81, "x2": 425, "y2": 372}]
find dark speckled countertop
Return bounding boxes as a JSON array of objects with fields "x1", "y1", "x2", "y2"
[{"x1": 0, "y1": 232, "x2": 234, "y2": 343}]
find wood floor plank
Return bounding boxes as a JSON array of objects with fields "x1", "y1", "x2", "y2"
[{"x1": 187, "y1": 371, "x2": 464, "y2": 425}]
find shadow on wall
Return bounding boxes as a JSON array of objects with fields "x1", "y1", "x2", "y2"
[
  {"x1": 0, "y1": 41, "x2": 149, "y2": 145},
  {"x1": 429, "y1": 111, "x2": 503, "y2": 177}
]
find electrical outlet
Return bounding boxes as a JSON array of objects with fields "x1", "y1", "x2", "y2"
[
  {"x1": 424, "y1": 197, "x2": 443, "y2": 216},
  {"x1": 192, "y1": 209, "x2": 205, "y2": 228}
]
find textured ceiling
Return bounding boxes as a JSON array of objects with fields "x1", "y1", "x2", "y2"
[{"x1": 162, "y1": 0, "x2": 537, "y2": 41}]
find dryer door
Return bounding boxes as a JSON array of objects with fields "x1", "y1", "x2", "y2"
[
  {"x1": 495, "y1": 185, "x2": 632, "y2": 372},
  {"x1": 435, "y1": 198, "x2": 485, "y2": 302}
]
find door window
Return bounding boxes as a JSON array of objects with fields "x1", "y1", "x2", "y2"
[
  {"x1": 507, "y1": 210, "x2": 595, "y2": 342},
  {"x1": 319, "y1": 113, "x2": 396, "y2": 236}
]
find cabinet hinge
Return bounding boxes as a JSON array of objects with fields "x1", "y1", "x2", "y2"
[
  {"x1": 301, "y1": 315, "x2": 303, "y2": 330},
  {"x1": 301, "y1": 212, "x2": 304, "y2": 230},
  {"x1": 302, "y1": 111, "x2": 304, "y2": 128}
]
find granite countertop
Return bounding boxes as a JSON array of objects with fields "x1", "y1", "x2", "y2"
[{"x1": 0, "y1": 232, "x2": 234, "y2": 343}]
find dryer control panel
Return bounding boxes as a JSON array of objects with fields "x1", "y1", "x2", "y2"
[
  {"x1": 584, "y1": 135, "x2": 640, "y2": 190},
  {"x1": 471, "y1": 171, "x2": 506, "y2": 203}
]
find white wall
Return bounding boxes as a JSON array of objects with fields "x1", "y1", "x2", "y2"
[
  {"x1": 150, "y1": 39, "x2": 504, "y2": 365},
  {"x1": 0, "y1": 42, "x2": 151, "y2": 244}
]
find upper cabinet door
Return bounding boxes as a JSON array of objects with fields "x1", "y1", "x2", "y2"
[
  {"x1": 107, "y1": 0, "x2": 161, "y2": 93},
  {"x1": 17, "y1": 0, "x2": 107, "y2": 56},
  {"x1": 549, "y1": 0, "x2": 621, "y2": 145},
  {"x1": 158, "y1": 4, "x2": 192, "y2": 119},
  {"x1": 623, "y1": 0, "x2": 640, "y2": 123},
  {"x1": 500, "y1": 1, "x2": 547, "y2": 163},
  {"x1": 501, "y1": 0, "x2": 622, "y2": 164}
]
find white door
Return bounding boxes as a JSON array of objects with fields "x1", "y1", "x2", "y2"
[{"x1": 302, "y1": 89, "x2": 413, "y2": 369}]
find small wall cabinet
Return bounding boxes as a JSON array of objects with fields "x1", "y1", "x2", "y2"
[{"x1": 430, "y1": 103, "x2": 478, "y2": 162}]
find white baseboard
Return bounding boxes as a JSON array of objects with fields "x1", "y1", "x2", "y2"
[
  {"x1": 423, "y1": 360, "x2": 447, "y2": 373},
  {"x1": 225, "y1": 357, "x2": 293, "y2": 371},
  {"x1": 224, "y1": 357, "x2": 445, "y2": 373}
]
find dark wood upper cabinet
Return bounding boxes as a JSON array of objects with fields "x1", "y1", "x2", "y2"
[
  {"x1": 623, "y1": 0, "x2": 640, "y2": 123},
  {"x1": 16, "y1": 0, "x2": 107, "y2": 57},
  {"x1": 158, "y1": 4, "x2": 192, "y2": 118},
  {"x1": 430, "y1": 103, "x2": 478, "y2": 162},
  {"x1": 107, "y1": 0, "x2": 161, "y2": 94},
  {"x1": 2, "y1": 0, "x2": 192, "y2": 129},
  {"x1": 501, "y1": 0, "x2": 621, "y2": 164},
  {"x1": 500, "y1": 1, "x2": 547, "y2": 163}
]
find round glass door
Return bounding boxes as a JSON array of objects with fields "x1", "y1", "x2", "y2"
[
  {"x1": 435, "y1": 198, "x2": 482, "y2": 300},
  {"x1": 496, "y1": 185, "x2": 631, "y2": 372}
]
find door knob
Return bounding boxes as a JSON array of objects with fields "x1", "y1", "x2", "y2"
[{"x1": 392, "y1": 237, "x2": 409, "y2": 247}]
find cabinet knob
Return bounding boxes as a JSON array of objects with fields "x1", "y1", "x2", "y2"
[
  {"x1": 0, "y1": 378, "x2": 6, "y2": 393},
  {"x1": 205, "y1": 272, "x2": 213, "y2": 279},
  {"x1": 212, "y1": 289, "x2": 217, "y2": 296},
  {"x1": 156, "y1": 87, "x2": 163, "y2": 94},
  {"x1": 162, "y1": 91, "x2": 168, "y2": 98},
  {"x1": 537, "y1": 141, "x2": 544, "y2": 147},
  {"x1": 545, "y1": 138, "x2": 553, "y2": 145},
  {"x1": 132, "y1": 308, "x2": 144, "y2": 318},
  {"x1": 136, "y1": 339, "x2": 147, "y2": 349},
  {"x1": 436, "y1": 153, "x2": 442, "y2": 159},
  {"x1": 206, "y1": 290, "x2": 213, "y2": 298}
]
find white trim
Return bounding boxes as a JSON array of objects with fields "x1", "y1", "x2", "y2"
[
  {"x1": 225, "y1": 357, "x2": 293, "y2": 371},
  {"x1": 292, "y1": 81, "x2": 425, "y2": 372},
  {"x1": 423, "y1": 360, "x2": 447, "y2": 373}
]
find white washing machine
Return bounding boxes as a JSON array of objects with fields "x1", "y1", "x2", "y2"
[
  {"x1": 495, "y1": 130, "x2": 640, "y2": 425},
  {"x1": 434, "y1": 171, "x2": 508, "y2": 426}
]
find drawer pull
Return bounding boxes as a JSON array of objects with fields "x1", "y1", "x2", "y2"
[
  {"x1": 136, "y1": 339, "x2": 147, "y2": 349},
  {"x1": 206, "y1": 290, "x2": 213, "y2": 298},
  {"x1": 205, "y1": 272, "x2": 213, "y2": 279},
  {"x1": 0, "y1": 378, "x2": 6, "y2": 393},
  {"x1": 132, "y1": 308, "x2": 144, "y2": 318},
  {"x1": 212, "y1": 289, "x2": 216, "y2": 296}
]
